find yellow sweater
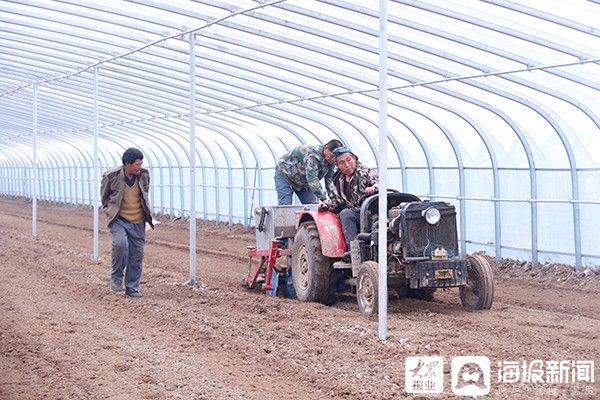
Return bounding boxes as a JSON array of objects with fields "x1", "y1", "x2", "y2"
[{"x1": 119, "y1": 181, "x2": 145, "y2": 223}]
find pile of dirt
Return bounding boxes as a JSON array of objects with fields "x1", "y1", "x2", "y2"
[{"x1": 485, "y1": 253, "x2": 600, "y2": 291}]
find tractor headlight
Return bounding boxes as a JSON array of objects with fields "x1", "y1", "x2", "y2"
[{"x1": 422, "y1": 207, "x2": 441, "y2": 225}]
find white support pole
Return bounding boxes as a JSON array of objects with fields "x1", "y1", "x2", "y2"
[
  {"x1": 188, "y1": 34, "x2": 198, "y2": 286},
  {"x1": 92, "y1": 67, "x2": 100, "y2": 261},
  {"x1": 377, "y1": 0, "x2": 389, "y2": 341},
  {"x1": 32, "y1": 84, "x2": 38, "y2": 239}
]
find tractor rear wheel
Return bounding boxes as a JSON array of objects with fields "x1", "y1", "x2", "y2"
[
  {"x1": 291, "y1": 222, "x2": 336, "y2": 305},
  {"x1": 460, "y1": 254, "x2": 494, "y2": 310},
  {"x1": 356, "y1": 261, "x2": 379, "y2": 315}
]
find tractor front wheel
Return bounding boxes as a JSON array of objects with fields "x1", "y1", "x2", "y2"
[
  {"x1": 356, "y1": 261, "x2": 379, "y2": 315},
  {"x1": 291, "y1": 222, "x2": 336, "y2": 305},
  {"x1": 460, "y1": 254, "x2": 494, "y2": 310}
]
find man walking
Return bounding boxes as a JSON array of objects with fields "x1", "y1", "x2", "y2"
[{"x1": 101, "y1": 147, "x2": 154, "y2": 297}]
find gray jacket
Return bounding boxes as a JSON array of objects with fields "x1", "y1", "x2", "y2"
[{"x1": 100, "y1": 165, "x2": 153, "y2": 228}]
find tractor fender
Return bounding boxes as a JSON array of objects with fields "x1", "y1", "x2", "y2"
[{"x1": 295, "y1": 209, "x2": 346, "y2": 258}]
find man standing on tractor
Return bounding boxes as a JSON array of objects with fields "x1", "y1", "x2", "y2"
[
  {"x1": 318, "y1": 146, "x2": 379, "y2": 251},
  {"x1": 274, "y1": 139, "x2": 344, "y2": 205}
]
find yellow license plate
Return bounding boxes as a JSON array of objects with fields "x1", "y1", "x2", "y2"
[{"x1": 434, "y1": 269, "x2": 453, "y2": 279}]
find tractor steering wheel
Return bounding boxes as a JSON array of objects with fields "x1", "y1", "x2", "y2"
[
  {"x1": 357, "y1": 191, "x2": 377, "y2": 207},
  {"x1": 356, "y1": 188, "x2": 399, "y2": 206}
]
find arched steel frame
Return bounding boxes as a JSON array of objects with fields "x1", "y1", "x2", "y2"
[{"x1": 0, "y1": 0, "x2": 599, "y2": 273}]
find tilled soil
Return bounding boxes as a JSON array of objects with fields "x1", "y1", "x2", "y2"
[{"x1": 0, "y1": 197, "x2": 598, "y2": 399}]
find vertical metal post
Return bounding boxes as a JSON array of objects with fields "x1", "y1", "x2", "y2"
[
  {"x1": 459, "y1": 175, "x2": 466, "y2": 257},
  {"x1": 178, "y1": 166, "x2": 184, "y2": 217},
  {"x1": 257, "y1": 167, "x2": 263, "y2": 211},
  {"x1": 159, "y1": 166, "x2": 165, "y2": 215},
  {"x1": 573, "y1": 202, "x2": 582, "y2": 269},
  {"x1": 93, "y1": 67, "x2": 100, "y2": 261},
  {"x1": 88, "y1": 165, "x2": 92, "y2": 206},
  {"x1": 52, "y1": 167, "x2": 58, "y2": 202},
  {"x1": 18, "y1": 166, "x2": 21, "y2": 197},
  {"x1": 202, "y1": 165, "x2": 208, "y2": 220},
  {"x1": 570, "y1": 167, "x2": 582, "y2": 269},
  {"x1": 493, "y1": 167, "x2": 501, "y2": 260},
  {"x1": 228, "y1": 167, "x2": 233, "y2": 225},
  {"x1": 377, "y1": 0, "x2": 389, "y2": 341},
  {"x1": 215, "y1": 168, "x2": 220, "y2": 222},
  {"x1": 243, "y1": 165, "x2": 249, "y2": 226},
  {"x1": 60, "y1": 161, "x2": 65, "y2": 203},
  {"x1": 32, "y1": 84, "x2": 38, "y2": 239},
  {"x1": 170, "y1": 165, "x2": 175, "y2": 217},
  {"x1": 188, "y1": 33, "x2": 197, "y2": 286},
  {"x1": 531, "y1": 170, "x2": 538, "y2": 267},
  {"x1": 69, "y1": 164, "x2": 74, "y2": 203}
]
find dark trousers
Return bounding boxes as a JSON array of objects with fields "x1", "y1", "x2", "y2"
[{"x1": 339, "y1": 208, "x2": 360, "y2": 251}]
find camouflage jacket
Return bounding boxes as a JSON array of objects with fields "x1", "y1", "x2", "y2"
[
  {"x1": 327, "y1": 162, "x2": 379, "y2": 213},
  {"x1": 276, "y1": 144, "x2": 334, "y2": 201}
]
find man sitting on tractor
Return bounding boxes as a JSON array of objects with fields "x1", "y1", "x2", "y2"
[{"x1": 318, "y1": 146, "x2": 379, "y2": 251}]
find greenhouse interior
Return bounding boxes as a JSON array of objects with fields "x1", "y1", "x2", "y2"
[{"x1": 1, "y1": 0, "x2": 599, "y2": 269}]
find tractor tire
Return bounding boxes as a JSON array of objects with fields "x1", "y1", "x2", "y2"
[
  {"x1": 356, "y1": 261, "x2": 379, "y2": 315},
  {"x1": 460, "y1": 254, "x2": 494, "y2": 310},
  {"x1": 291, "y1": 222, "x2": 337, "y2": 305}
]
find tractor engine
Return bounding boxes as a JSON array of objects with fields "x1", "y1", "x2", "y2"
[
  {"x1": 352, "y1": 204, "x2": 407, "y2": 275},
  {"x1": 386, "y1": 205, "x2": 405, "y2": 274},
  {"x1": 357, "y1": 201, "x2": 460, "y2": 275}
]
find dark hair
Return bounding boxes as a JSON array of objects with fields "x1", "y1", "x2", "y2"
[
  {"x1": 122, "y1": 147, "x2": 144, "y2": 165},
  {"x1": 324, "y1": 139, "x2": 343, "y2": 152}
]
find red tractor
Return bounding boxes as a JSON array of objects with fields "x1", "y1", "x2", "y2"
[{"x1": 244, "y1": 192, "x2": 494, "y2": 315}]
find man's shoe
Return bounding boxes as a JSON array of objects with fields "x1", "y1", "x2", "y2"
[
  {"x1": 125, "y1": 291, "x2": 143, "y2": 298},
  {"x1": 111, "y1": 281, "x2": 124, "y2": 293}
]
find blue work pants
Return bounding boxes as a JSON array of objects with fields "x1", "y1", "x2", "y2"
[{"x1": 274, "y1": 168, "x2": 317, "y2": 205}]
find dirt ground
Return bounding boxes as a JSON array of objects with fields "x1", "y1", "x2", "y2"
[{"x1": 0, "y1": 197, "x2": 598, "y2": 399}]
